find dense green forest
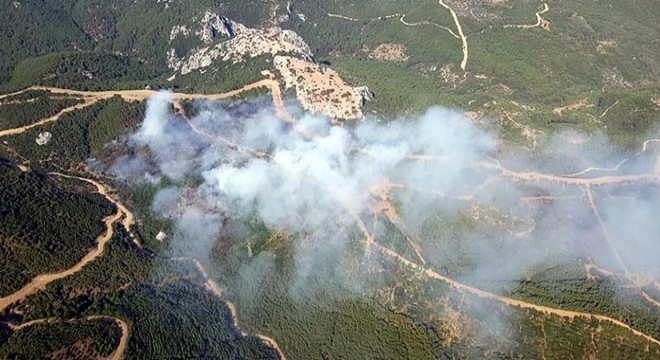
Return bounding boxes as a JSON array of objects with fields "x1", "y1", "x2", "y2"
[
  {"x1": 0, "y1": 164, "x2": 115, "y2": 297},
  {"x1": 0, "y1": 0, "x2": 275, "y2": 89},
  {"x1": 504, "y1": 260, "x2": 660, "y2": 341},
  {"x1": 2, "y1": 229, "x2": 279, "y2": 359},
  {"x1": 0, "y1": 164, "x2": 114, "y2": 296},
  {"x1": 2, "y1": 52, "x2": 162, "y2": 92},
  {"x1": 0, "y1": 317, "x2": 121, "y2": 359},
  {"x1": 0, "y1": 0, "x2": 659, "y2": 358},
  {"x1": 0, "y1": 93, "x2": 82, "y2": 131},
  {"x1": 3, "y1": 96, "x2": 144, "y2": 172}
]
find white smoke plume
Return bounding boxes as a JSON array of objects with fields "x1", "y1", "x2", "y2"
[{"x1": 112, "y1": 91, "x2": 660, "y2": 324}]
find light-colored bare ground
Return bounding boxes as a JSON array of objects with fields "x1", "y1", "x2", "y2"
[
  {"x1": 274, "y1": 55, "x2": 364, "y2": 119},
  {"x1": 585, "y1": 185, "x2": 629, "y2": 274},
  {"x1": 0, "y1": 88, "x2": 34, "y2": 101},
  {"x1": 597, "y1": 39, "x2": 617, "y2": 55},
  {"x1": 500, "y1": 109, "x2": 542, "y2": 149},
  {"x1": 599, "y1": 99, "x2": 620, "y2": 119},
  {"x1": 369, "y1": 179, "x2": 427, "y2": 265},
  {"x1": 437, "y1": 0, "x2": 469, "y2": 71},
  {"x1": 553, "y1": 99, "x2": 595, "y2": 115},
  {"x1": 326, "y1": 12, "x2": 360, "y2": 22},
  {"x1": 486, "y1": 157, "x2": 660, "y2": 186},
  {"x1": 368, "y1": 43, "x2": 410, "y2": 62},
  {"x1": 52, "y1": 172, "x2": 138, "y2": 245},
  {"x1": 326, "y1": 5, "x2": 466, "y2": 69},
  {"x1": 3, "y1": 80, "x2": 660, "y2": 350},
  {"x1": 173, "y1": 101, "x2": 269, "y2": 159},
  {"x1": 0, "y1": 213, "x2": 121, "y2": 312},
  {"x1": 325, "y1": 9, "x2": 460, "y2": 39},
  {"x1": 585, "y1": 262, "x2": 660, "y2": 308},
  {"x1": 560, "y1": 138, "x2": 660, "y2": 177},
  {"x1": 0, "y1": 79, "x2": 297, "y2": 140}
]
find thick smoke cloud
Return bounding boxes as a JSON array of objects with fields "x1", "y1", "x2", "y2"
[
  {"x1": 199, "y1": 107, "x2": 494, "y2": 230},
  {"x1": 112, "y1": 91, "x2": 660, "y2": 311}
]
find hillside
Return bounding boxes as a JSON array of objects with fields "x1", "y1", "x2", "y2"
[{"x1": 0, "y1": 1, "x2": 659, "y2": 359}]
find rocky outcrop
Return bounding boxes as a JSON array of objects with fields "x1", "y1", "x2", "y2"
[
  {"x1": 35, "y1": 132, "x2": 52, "y2": 145},
  {"x1": 169, "y1": 11, "x2": 241, "y2": 44},
  {"x1": 168, "y1": 22, "x2": 313, "y2": 74},
  {"x1": 356, "y1": 86, "x2": 374, "y2": 106}
]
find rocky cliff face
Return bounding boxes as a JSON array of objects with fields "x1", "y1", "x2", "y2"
[
  {"x1": 167, "y1": 9, "x2": 367, "y2": 120},
  {"x1": 167, "y1": 12, "x2": 311, "y2": 75}
]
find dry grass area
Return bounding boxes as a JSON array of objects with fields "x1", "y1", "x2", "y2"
[
  {"x1": 597, "y1": 39, "x2": 617, "y2": 54},
  {"x1": 552, "y1": 99, "x2": 594, "y2": 115},
  {"x1": 651, "y1": 96, "x2": 660, "y2": 106},
  {"x1": 49, "y1": 337, "x2": 97, "y2": 360},
  {"x1": 367, "y1": 43, "x2": 410, "y2": 62},
  {"x1": 274, "y1": 55, "x2": 364, "y2": 119}
]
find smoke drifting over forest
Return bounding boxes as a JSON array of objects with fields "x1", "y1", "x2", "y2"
[{"x1": 112, "y1": 92, "x2": 660, "y2": 301}]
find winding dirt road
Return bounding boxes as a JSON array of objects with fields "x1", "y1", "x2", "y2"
[
  {"x1": 485, "y1": 157, "x2": 660, "y2": 186},
  {"x1": 399, "y1": 14, "x2": 459, "y2": 39},
  {"x1": 0, "y1": 166, "x2": 284, "y2": 358},
  {"x1": 0, "y1": 97, "x2": 100, "y2": 138},
  {"x1": 562, "y1": 138, "x2": 660, "y2": 177},
  {"x1": 0, "y1": 169, "x2": 137, "y2": 313},
  {"x1": 2, "y1": 80, "x2": 660, "y2": 352},
  {"x1": 0, "y1": 205, "x2": 121, "y2": 313},
  {"x1": 356, "y1": 215, "x2": 660, "y2": 346},
  {"x1": 0, "y1": 81, "x2": 295, "y2": 359},
  {"x1": 189, "y1": 259, "x2": 287, "y2": 359},
  {"x1": 323, "y1": 7, "x2": 465, "y2": 67},
  {"x1": 0, "y1": 79, "x2": 295, "y2": 140},
  {"x1": 7, "y1": 315, "x2": 129, "y2": 360},
  {"x1": 585, "y1": 185, "x2": 629, "y2": 274},
  {"x1": 51, "y1": 172, "x2": 138, "y2": 245},
  {"x1": 504, "y1": 3, "x2": 550, "y2": 30}
]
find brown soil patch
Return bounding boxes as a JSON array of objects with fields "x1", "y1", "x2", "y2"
[
  {"x1": 553, "y1": 99, "x2": 594, "y2": 115},
  {"x1": 368, "y1": 43, "x2": 410, "y2": 62},
  {"x1": 597, "y1": 39, "x2": 617, "y2": 54}
]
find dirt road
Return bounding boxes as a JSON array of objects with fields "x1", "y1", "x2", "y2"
[
  {"x1": 357, "y1": 220, "x2": 660, "y2": 346},
  {"x1": 7, "y1": 316, "x2": 129, "y2": 360},
  {"x1": 437, "y1": 0, "x2": 469, "y2": 71},
  {"x1": 27, "y1": 79, "x2": 280, "y2": 104},
  {"x1": 190, "y1": 259, "x2": 287, "y2": 359},
  {"x1": 323, "y1": 3, "x2": 467, "y2": 70},
  {"x1": 399, "y1": 14, "x2": 459, "y2": 39},
  {"x1": 0, "y1": 97, "x2": 100, "y2": 138},
  {"x1": 483, "y1": 157, "x2": 660, "y2": 186},
  {"x1": 504, "y1": 3, "x2": 550, "y2": 30},
  {"x1": 562, "y1": 138, "x2": 660, "y2": 177},
  {"x1": 0, "y1": 79, "x2": 296, "y2": 140},
  {"x1": 0, "y1": 171, "x2": 134, "y2": 312},
  {"x1": 51, "y1": 172, "x2": 138, "y2": 245},
  {"x1": 0, "y1": 208, "x2": 120, "y2": 312},
  {"x1": 585, "y1": 185, "x2": 629, "y2": 274},
  {"x1": 3, "y1": 80, "x2": 659, "y2": 350}
]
